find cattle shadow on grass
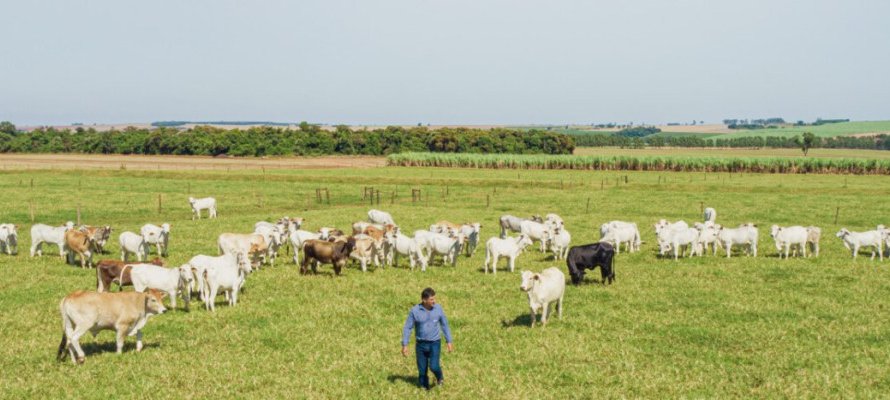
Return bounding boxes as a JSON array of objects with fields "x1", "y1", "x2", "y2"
[
  {"x1": 500, "y1": 314, "x2": 533, "y2": 328},
  {"x1": 74, "y1": 341, "x2": 160, "y2": 357},
  {"x1": 387, "y1": 374, "x2": 418, "y2": 387}
]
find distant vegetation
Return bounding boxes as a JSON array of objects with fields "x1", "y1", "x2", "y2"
[
  {"x1": 151, "y1": 121, "x2": 296, "y2": 127},
  {"x1": 613, "y1": 126, "x2": 661, "y2": 138},
  {"x1": 387, "y1": 152, "x2": 890, "y2": 174},
  {"x1": 0, "y1": 122, "x2": 573, "y2": 156}
]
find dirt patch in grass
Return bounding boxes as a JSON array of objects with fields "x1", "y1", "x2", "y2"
[{"x1": 0, "y1": 154, "x2": 386, "y2": 171}]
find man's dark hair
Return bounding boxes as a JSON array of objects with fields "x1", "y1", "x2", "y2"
[{"x1": 421, "y1": 287, "x2": 436, "y2": 299}]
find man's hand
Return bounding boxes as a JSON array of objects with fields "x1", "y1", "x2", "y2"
[
  {"x1": 446, "y1": 342, "x2": 454, "y2": 353},
  {"x1": 401, "y1": 346, "x2": 409, "y2": 357}
]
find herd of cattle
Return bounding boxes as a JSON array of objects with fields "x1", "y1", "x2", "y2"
[{"x1": 4, "y1": 197, "x2": 881, "y2": 364}]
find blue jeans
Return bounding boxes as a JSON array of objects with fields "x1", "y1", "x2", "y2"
[{"x1": 416, "y1": 340, "x2": 443, "y2": 389}]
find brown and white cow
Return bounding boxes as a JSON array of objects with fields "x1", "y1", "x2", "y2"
[
  {"x1": 79, "y1": 225, "x2": 112, "y2": 254},
  {"x1": 64, "y1": 229, "x2": 93, "y2": 268},
  {"x1": 57, "y1": 289, "x2": 167, "y2": 364},
  {"x1": 301, "y1": 239, "x2": 355, "y2": 275},
  {"x1": 96, "y1": 258, "x2": 165, "y2": 292}
]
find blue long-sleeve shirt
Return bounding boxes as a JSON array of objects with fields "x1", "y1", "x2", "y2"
[{"x1": 401, "y1": 303, "x2": 453, "y2": 346}]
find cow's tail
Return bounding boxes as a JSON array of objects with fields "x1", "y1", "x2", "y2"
[
  {"x1": 96, "y1": 266, "x2": 104, "y2": 292},
  {"x1": 118, "y1": 264, "x2": 134, "y2": 287}
]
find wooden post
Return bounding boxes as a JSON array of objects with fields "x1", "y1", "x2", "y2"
[
  {"x1": 376, "y1": 190, "x2": 380, "y2": 205},
  {"x1": 834, "y1": 207, "x2": 840, "y2": 224},
  {"x1": 29, "y1": 202, "x2": 35, "y2": 222},
  {"x1": 325, "y1": 189, "x2": 330, "y2": 205},
  {"x1": 486, "y1": 194, "x2": 490, "y2": 208},
  {"x1": 391, "y1": 191, "x2": 395, "y2": 205},
  {"x1": 624, "y1": 175, "x2": 628, "y2": 184},
  {"x1": 601, "y1": 179, "x2": 604, "y2": 191},
  {"x1": 158, "y1": 194, "x2": 163, "y2": 214},
  {"x1": 187, "y1": 182, "x2": 191, "y2": 195},
  {"x1": 76, "y1": 206, "x2": 81, "y2": 225},
  {"x1": 586, "y1": 197, "x2": 590, "y2": 213},
  {"x1": 30, "y1": 179, "x2": 33, "y2": 189},
  {"x1": 700, "y1": 202, "x2": 703, "y2": 215}
]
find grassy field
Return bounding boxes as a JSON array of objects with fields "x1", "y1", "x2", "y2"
[
  {"x1": 1, "y1": 165, "x2": 890, "y2": 398},
  {"x1": 530, "y1": 121, "x2": 890, "y2": 139}
]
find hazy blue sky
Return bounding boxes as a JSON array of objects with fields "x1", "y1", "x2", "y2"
[{"x1": 1, "y1": 0, "x2": 888, "y2": 126}]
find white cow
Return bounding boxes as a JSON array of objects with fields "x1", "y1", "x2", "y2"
[
  {"x1": 123, "y1": 264, "x2": 193, "y2": 310},
  {"x1": 659, "y1": 226, "x2": 701, "y2": 259},
  {"x1": 386, "y1": 231, "x2": 428, "y2": 271},
  {"x1": 600, "y1": 221, "x2": 641, "y2": 253},
  {"x1": 520, "y1": 220, "x2": 555, "y2": 252},
  {"x1": 119, "y1": 231, "x2": 149, "y2": 262},
  {"x1": 653, "y1": 220, "x2": 689, "y2": 255},
  {"x1": 693, "y1": 222, "x2": 722, "y2": 256},
  {"x1": 544, "y1": 213, "x2": 564, "y2": 228},
  {"x1": 836, "y1": 228, "x2": 883, "y2": 260},
  {"x1": 254, "y1": 225, "x2": 285, "y2": 266},
  {"x1": 415, "y1": 230, "x2": 463, "y2": 267},
  {"x1": 200, "y1": 253, "x2": 253, "y2": 311},
  {"x1": 0, "y1": 223, "x2": 18, "y2": 255},
  {"x1": 717, "y1": 223, "x2": 759, "y2": 258},
  {"x1": 484, "y1": 234, "x2": 533, "y2": 274},
  {"x1": 368, "y1": 209, "x2": 395, "y2": 225},
  {"x1": 349, "y1": 234, "x2": 382, "y2": 272},
  {"x1": 770, "y1": 225, "x2": 809, "y2": 259},
  {"x1": 188, "y1": 197, "x2": 217, "y2": 220},
  {"x1": 289, "y1": 229, "x2": 320, "y2": 265},
  {"x1": 806, "y1": 226, "x2": 821, "y2": 257},
  {"x1": 184, "y1": 253, "x2": 251, "y2": 302},
  {"x1": 30, "y1": 222, "x2": 74, "y2": 258},
  {"x1": 217, "y1": 233, "x2": 266, "y2": 268},
  {"x1": 499, "y1": 215, "x2": 527, "y2": 238},
  {"x1": 547, "y1": 226, "x2": 572, "y2": 260},
  {"x1": 703, "y1": 207, "x2": 717, "y2": 223},
  {"x1": 141, "y1": 223, "x2": 171, "y2": 257},
  {"x1": 519, "y1": 267, "x2": 565, "y2": 328}
]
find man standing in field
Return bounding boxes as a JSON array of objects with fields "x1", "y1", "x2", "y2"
[{"x1": 401, "y1": 287, "x2": 454, "y2": 390}]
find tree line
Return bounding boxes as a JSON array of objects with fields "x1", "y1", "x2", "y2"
[
  {"x1": 569, "y1": 132, "x2": 890, "y2": 151},
  {"x1": 0, "y1": 123, "x2": 575, "y2": 156}
]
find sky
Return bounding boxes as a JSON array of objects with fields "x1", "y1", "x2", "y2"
[{"x1": 1, "y1": 0, "x2": 889, "y2": 126}]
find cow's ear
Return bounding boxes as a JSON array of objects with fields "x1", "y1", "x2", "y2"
[{"x1": 533, "y1": 274, "x2": 540, "y2": 280}]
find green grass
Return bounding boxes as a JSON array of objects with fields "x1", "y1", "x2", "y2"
[
  {"x1": 708, "y1": 121, "x2": 890, "y2": 139},
  {"x1": 574, "y1": 147, "x2": 890, "y2": 159},
  {"x1": 1, "y1": 166, "x2": 890, "y2": 398}
]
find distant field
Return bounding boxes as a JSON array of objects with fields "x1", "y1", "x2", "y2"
[
  {"x1": 520, "y1": 121, "x2": 890, "y2": 140},
  {"x1": 573, "y1": 147, "x2": 890, "y2": 159}
]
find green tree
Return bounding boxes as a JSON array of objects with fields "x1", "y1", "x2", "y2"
[
  {"x1": 796, "y1": 132, "x2": 816, "y2": 156},
  {"x1": 0, "y1": 121, "x2": 16, "y2": 135}
]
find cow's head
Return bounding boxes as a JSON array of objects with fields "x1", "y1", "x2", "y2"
[
  {"x1": 519, "y1": 270, "x2": 539, "y2": 292},
  {"x1": 770, "y1": 225, "x2": 780, "y2": 238},
  {"x1": 161, "y1": 223, "x2": 171, "y2": 233},
  {"x1": 516, "y1": 234, "x2": 533, "y2": 249},
  {"x1": 188, "y1": 197, "x2": 196, "y2": 204},
  {"x1": 145, "y1": 289, "x2": 168, "y2": 315},
  {"x1": 835, "y1": 228, "x2": 850, "y2": 239}
]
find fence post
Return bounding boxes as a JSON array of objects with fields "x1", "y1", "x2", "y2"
[
  {"x1": 158, "y1": 194, "x2": 163, "y2": 214},
  {"x1": 586, "y1": 197, "x2": 590, "y2": 213},
  {"x1": 376, "y1": 190, "x2": 380, "y2": 205},
  {"x1": 486, "y1": 194, "x2": 490, "y2": 208},
  {"x1": 700, "y1": 201, "x2": 703, "y2": 215},
  {"x1": 29, "y1": 202, "x2": 35, "y2": 222},
  {"x1": 325, "y1": 189, "x2": 330, "y2": 205},
  {"x1": 834, "y1": 207, "x2": 840, "y2": 224},
  {"x1": 76, "y1": 206, "x2": 81, "y2": 225},
  {"x1": 391, "y1": 191, "x2": 395, "y2": 205}
]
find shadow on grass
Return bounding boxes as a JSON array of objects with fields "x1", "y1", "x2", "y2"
[
  {"x1": 387, "y1": 374, "x2": 419, "y2": 387},
  {"x1": 74, "y1": 341, "x2": 160, "y2": 357},
  {"x1": 501, "y1": 314, "x2": 533, "y2": 328}
]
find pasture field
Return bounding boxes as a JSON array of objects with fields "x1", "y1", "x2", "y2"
[
  {"x1": 1, "y1": 165, "x2": 890, "y2": 398},
  {"x1": 573, "y1": 147, "x2": 890, "y2": 160}
]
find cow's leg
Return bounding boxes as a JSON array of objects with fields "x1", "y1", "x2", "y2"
[
  {"x1": 136, "y1": 330, "x2": 144, "y2": 352},
  {"x1": 784, "y1": 243, "x2": 790, "y2": 259},
  {"x1": 725, "y1": 243, "x2": 732, "y2": 258},
  {"x1": 483, "y1": 248, "x2": 490, "y2": 274},
  {"x1": 529, "y1": 306, "x2": 537, "y2": 328},
  {"x1": 557, "y1": 295, "x2": 563, "y2": 320},
  {"x1": 541, "y1": 302, "x2": 550, "y2": 326},
  {"x1": 69, "y1": 325, "x2": 89, "y2": 363},
  {"x1": 752, "y1": 243, "x2": 757, "y2": 257},
  {"x1": 115, "y1": 326, "x2": 128, "y2": 354},
  {"x1": 853, "y1": 245, "x2": 859, "y2": 259}
]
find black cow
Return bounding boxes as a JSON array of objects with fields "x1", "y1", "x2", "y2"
[{"x1": 566, "y1": 242, "x2": 615, "y2": 285}]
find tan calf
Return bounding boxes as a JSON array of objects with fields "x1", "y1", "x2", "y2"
[{"x1": 65, "y1": 229, "x2": 93, "y2": 268}]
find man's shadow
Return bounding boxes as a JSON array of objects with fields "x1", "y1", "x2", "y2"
[{"x1": 387, "y1": 374, "x2": 417, "y2": 387}]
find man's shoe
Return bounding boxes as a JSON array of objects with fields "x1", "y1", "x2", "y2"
[{"x1": 436, "y1": 380, "x2": 444, "y2": 388}]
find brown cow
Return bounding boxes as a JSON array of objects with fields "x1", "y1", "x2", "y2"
[
  {"x1": 80, "y1": 225, "x2": 112, "y2": 254},
  {"x1": 301, "y1": 239, "x2": 355, "y2": 275},
  {"x1": 96, "y1": 258, "x2": 165, "y2": 292},
  {"x1": 57, "y1": 289, "x2": 167, "y2": 364},
  {"x1": 65, "y1": 230, "x2": 93, "y2": 268}
]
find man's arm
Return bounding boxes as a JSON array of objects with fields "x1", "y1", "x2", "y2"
[
  {"x1": 401, "y1": 309, "x2": 415, "y2": 356},
  {"x1": 440, "y1": 309, "x2": 454, "y2": 352}
]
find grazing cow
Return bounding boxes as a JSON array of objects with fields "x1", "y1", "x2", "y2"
[
  {"x1": 484, "y1": 234, "x2": 533, "y2": 274},
  {"x1": 460, "y1": 223, "x2": 482, "y2": 256},
  {"x1": 201, "y1": 253, "x2": 252, "y2": 311},
  {"x1": 519, "y1": 267, "x2": 566, "y2": 327},
  {"x1": 600, "y1": 221, "x2": 641, "y2": 254},
  {"x1": 301, "y1": 239, "x2": 355, "y2": 275},
  {"x1": 385, "y1": 231, "x2": 428, "y2": 271},
  {"x1": 141, "y1": 223, "x2": 171, "y2": 257},
  {"x1": 184, "y1": 253, "x2": 251, "y2": 303},
  {"x1": 413, "y1": 230, "x2": 462, "y2": 266},
  {"x1": 253, "y1": 225, "x2": 285, "y2": 266},
  {"x1": 703, "y1": 207, "x2": 717, "y2": 223},
  {"x1": 806, "y1": 226, "x2": 821, "y2": 257},
  {"x1": 0, "y1": 223, "x2": 18, "y2": 255},
  {"x1": 30, "y1": 221, "x2": 75, "y2": 258},
  {"x1": 693, "y1": 222, "x2": 722, "y2": 256},
  {"x1": 79, "y1": 225, "x2": 112, "y2": 254},
  {"x1": 499, "y1": 215, "x2": 526, "y2": 238},
  {"x1": 547, "y1": 226, "x2": 572, "y2": 260},
  {"x1": 217, "y1": 233, "x2": 267, "y2": 268},
  {"x1": 64, "y1": 229, "x2": 93, "y2": 268},
  {"x1": 367, "y1": 209, "x2": 395, "y2": 225},
  {"x1": 544, "y1": 213, "x2": 564, "y2": 228},
  {"x1": 836, "y1": 228, "x2": 883, "y2": 260},
  {"x1": 56, "y1": 289, "x2": 167, "y2": 364},
  {"x1": 119, "y1": 231, "x2": 149, "y2": 262},
  {"x1": 123, "y1": 264, "x2": 194, "y2": 310},
  {"x1": 770, "y1": 225, "x2": 809, "y2": 259},
  {"x1": 662, "y1": 227, "x2": 701, "y2": 259},
  {"x1": 349, "y1": 235, "x2": 382, "y2": 272},
  {"x1": 653, "y1": 220, "x2": 689, "y2": 255},
  {"x1": 289, "y1": 229, "x2": 320, "y2": 265},
  {"x1": 566, "y1": 242, "x2": 615, "y2": 285},
  {"x1": 717, "y1": 223, "x2": 759, "y2": 258},
  {"x1": 188, "y1": 197, "x2": 217, "y2": 219},
  {"x1": 520, "y1": 220, "x2": 555, "y2": 252},
  {"x1": 96, "y1": 258, "x2": 165, "y2": 292},
  {"x1": 318, "y1": 227, "x2": 345, "y2": 241}
]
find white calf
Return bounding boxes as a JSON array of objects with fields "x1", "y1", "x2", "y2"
[
  {"x1": 600, "y1": 221, "x2": 641, "y2": 253},
  {"x1": 547, "y1": 226, "x2": 572, "y2": 260},
  {"x1": 693, "y1": 222, "x2": 722, "y2": 256},
  {"x1": 201, "y1": 253, "x2": 252, "y2": 312},
  {"x1": 30, "y1": 222, "x2": 75, "y2": 258},
  {"x1": 0, "y1": 223, "x2": 18, "y2": 255},
  {"x1": 141, "y1": 223, "x2": 171, "y2": 257},
  {"x1": 119, "y1": 231, "x2": 149, "y2": 262},
  {"x1": 836, "y1": 228, "x2": 883, "y2": 260},
  {"x1": 703, "y1": 207, "x2": 717, "y2": 223},
  {"x1": 218, "y1": 233, "x2": 266, "y2": 268},
  {"x1": 520, "y1": 220, "x2": 555, "y2": 252},
  {"x1": 519, "y1": 267, "x2": 565, "y2": 328},
  {"x1": 484, "y1": 234, "x2": 533, "y2": 274},
  {"x1": 188, "y1": 197, "x2": 217, "y2": 220},
  {"x1": 806, "y1": 226, "x2": 821, "y2": 257},
  {"x1": 770, "y1": 225, "x2": 808, "y2": 259},
  {"x1": 368, "y1": 209, "x2": 395, "y2": 225},
  {"x1": 717, "y1": 223, "x2": 759, "y2": 258},
  {"x1": 386, "y1": 232, "x2": 428, "y2": 271},
  {"x1": 254, "y1": 225, "x2": 285, "y2": 266},
  {"x1": 499, "y1": 215, "x2": 526, "y2": 238},
  {"x1": 124, "y1": 264, "x2": 194, "y2": 310},
  {"x1": 184, "y1": 253, "x2": 251, "y2": 302}
]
